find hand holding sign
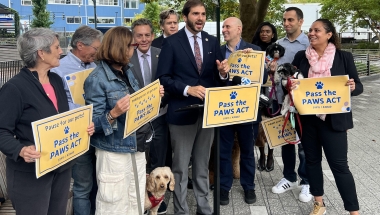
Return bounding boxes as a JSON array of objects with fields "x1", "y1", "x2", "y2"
[
  {"x1": 346, "y1": 79, "x2": 355, "y2": 92},
  {"x1": 19, "y1": 145, "x2": 41, "y2": 163},
  {"x1": 111, "y1": 95, "x2": 131, "y2": 118}
]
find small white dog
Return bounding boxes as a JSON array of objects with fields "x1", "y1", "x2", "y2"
[{"x1": 144, "y1": 167, "x2": 175, "y2": 215}]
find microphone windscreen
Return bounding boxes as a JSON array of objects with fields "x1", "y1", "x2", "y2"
[{"x1": 232, "y1": 76, "x2": 242, "y2": 85}]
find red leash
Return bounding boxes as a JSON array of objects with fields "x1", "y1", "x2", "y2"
[{"x1": 281, "y1": 77, "x2": 302, "y2": 144}]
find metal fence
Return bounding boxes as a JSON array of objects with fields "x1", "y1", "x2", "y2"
[
  {"x1": 343, "y1": 49, "x2": 380, "y2": 76},
  {"x1": 0, "y1": 60, "x2": 23, "y2": 88}
]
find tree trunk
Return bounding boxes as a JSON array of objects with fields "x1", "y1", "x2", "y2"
[{"x1": 239, "y1": 0, "x2": 271, "y2": 42}]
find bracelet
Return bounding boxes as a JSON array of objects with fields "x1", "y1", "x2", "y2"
[{"x1": 107, "y1": 112, "x2": 115, "y2": 121}]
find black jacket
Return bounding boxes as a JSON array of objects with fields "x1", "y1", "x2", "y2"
[
  {"x1": 151, "y1": 35, "x2": 164, "y2": 49},
  {"x1": 292, "y1": 49, "x2": 363, "y2": 131},
  {"x1": 0, "y1": 67, "x2": 71, "y2": 172}
]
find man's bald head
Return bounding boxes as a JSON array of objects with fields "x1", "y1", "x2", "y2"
[
  {"x1": 224, "y1": 17, "x2": 242, "y2": 28},
  {"x1": 222, "y1": 17, "x2": 243, "y2": 44}
]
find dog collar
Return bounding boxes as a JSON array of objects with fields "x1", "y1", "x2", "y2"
[{"x1": 148, "y1": 191, "x2": 164, "y2": 208}]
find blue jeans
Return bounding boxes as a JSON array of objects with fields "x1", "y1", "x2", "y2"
[
  {"x1": 281, "y1": 143, "x2": 308, "y2": 185},
  {"x1": 72, "y1": 146, "x2": 97, "y2": 215},
  {"x1": 220, "y1": 122, "x2": 258, "y2": 191}
]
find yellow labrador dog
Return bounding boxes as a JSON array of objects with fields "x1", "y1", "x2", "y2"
[{"x1": 145, "y1": 167, "x2": 175, "y2": 215}]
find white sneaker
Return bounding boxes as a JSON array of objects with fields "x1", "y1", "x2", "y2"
[
  {"x1": 299, "y1": 184, "x2": 313, "y2": 202},
  {"x1": 272, "y1": 178, "x2": 298, "y2": 194}
]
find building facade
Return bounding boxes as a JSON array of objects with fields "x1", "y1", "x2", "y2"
[{"x1": 0, "y1": 0, "x2": 144, "y2": 32}]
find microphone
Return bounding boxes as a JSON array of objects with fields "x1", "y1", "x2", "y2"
[
  {"x1": 232, "y1": 76, "x2": 272, "y2": 108},
  {"x1": 232, "y1": 76, "x2": 251, "y2": 86}
]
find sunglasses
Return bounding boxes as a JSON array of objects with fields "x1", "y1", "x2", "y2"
[{"x1": 130, "y1": 43, "x2": 139, "y2": 50}]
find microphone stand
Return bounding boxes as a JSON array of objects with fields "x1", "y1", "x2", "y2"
[{"x1": 213, "y1": 0, "x2": 221, "y2": 214}]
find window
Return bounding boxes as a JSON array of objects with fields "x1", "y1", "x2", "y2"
[
  {"x1": 66, "y1": 17, "x2": 82, "y2": 24},
  {"x1": 88, "y1": 0, "x2": 117, "y2": 6},
  {"x1": 21, "y1": 0, "x2": 32, "y2": 5},
  {"x1": 48, "y1": 0, "x2": 81, "y2": 4},
  {"x1": 125, "y1": 0, "x2": 138, "y2": 9},
  {"x1": 88, "y1": 17, "x2": 115, "y2": 24}
]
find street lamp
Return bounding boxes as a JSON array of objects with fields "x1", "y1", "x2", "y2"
[
  {"x1": 115, "y1": 12, "x2": 118, "y2": 26},
  {"x1": 92, "y1": 0, "x2": 97, "y2": 28}
]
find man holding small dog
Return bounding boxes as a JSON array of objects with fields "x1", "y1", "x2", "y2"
[
  {"x1": 269, "y1": 7, "x2": 312, "y2": 203},
  {"x1": 219, "y1": 17, "x2": 267, "y2": 205}
]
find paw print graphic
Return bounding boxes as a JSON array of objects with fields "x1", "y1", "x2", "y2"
[
  {"x1": 64, "y1": 126, "x2": 70, "y2": 134},
  {"x1": 315, "y1": 81, "x2": 324, "y2": 90},
  {"x1": 230, "y1": 91, "x2": 238, "y2": 99},
  {"x1": 238, "y1": 58, "x2": 242, "y2": 63}
]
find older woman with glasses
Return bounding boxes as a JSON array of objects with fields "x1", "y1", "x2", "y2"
[
  {"x1": 0, "y1": 28, "x2": 94, "y2": 215},
  {"x1": 84, "y1": 26, "x2": 164, "y2": 215}
]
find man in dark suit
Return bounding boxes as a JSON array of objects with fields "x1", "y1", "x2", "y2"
[
  {"x1": 219, "y1": 17, "x2": 267, "y2": 206},
  {"x1": 130, "y1": 18, "x2": 167, "y2": 214},
  {"x1": 151, "y1": 9, "x2": 179, "y2": 49},
  {"x1": 155, "y1": 1, "x2": 229, "y2": 214}
]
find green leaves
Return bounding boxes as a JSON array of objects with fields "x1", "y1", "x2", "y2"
[{"x1": 31, "y1": 0, "x2": 53, "y2": 28}]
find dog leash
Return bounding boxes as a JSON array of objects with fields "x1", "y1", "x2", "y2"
[
  {"x1": 281, "y1": 77, "x2": 302, "y2": 144},
  {"x1": 132, "y1": 153, "x2": 143, "y2": 215},
  {"x1": 267, "y1": 74, "x2": 282, "y2": 116}
]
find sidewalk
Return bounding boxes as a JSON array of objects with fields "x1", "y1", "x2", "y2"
[{"x1": 162, "y1": 76, "x2": 380, "y2": 215}]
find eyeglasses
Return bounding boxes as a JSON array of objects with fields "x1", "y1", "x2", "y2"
[
  {"x1": 130, "y1": 43, "x2": 139, "y2": 50},
  {"x1": 88, "y1": 45, "x2": 98, "y2": 52}
]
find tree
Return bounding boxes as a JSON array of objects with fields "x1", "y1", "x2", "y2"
[
  {"x1": 131, "y1": 2, "x2": 165, "y2": 35},
  {"x1": 141, "y1": 0, "x2": 280, "y2": 42},
  {"x1": 31, "y1": 0, "x2": 53, "y2": 28},
  {"x1": 320, "y1": 0, "x2": 380, "y2": 47}
]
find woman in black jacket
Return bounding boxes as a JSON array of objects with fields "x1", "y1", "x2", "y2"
[
  {"x1": 291, "y1": 19, "x2": 361, "y2": 215},
  {"x1": 252, "y1": 22, "x2": 278, "y2": 172},
  {"x1": 0, "y1": 28, "x2": 94, "y2": 215}
]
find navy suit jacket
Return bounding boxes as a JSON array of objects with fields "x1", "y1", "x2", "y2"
[
  {"x1": 221, "y1": 39, "x2": 268, "y2": 124},
  {"x1": 156, "y1": 28, "x2": 224, "y2": 125},
  {"x1": 151, "y1": 35, "x2": 164, "y2": 49}
]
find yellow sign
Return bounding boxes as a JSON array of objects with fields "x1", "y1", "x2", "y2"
[
  {"x1": 32, "y1": 105, "x2": 93, "y2": 178},
  {"x1": 124, "y1": 79, "x2": 161, "y2": 138},
  {"x1": 65, "y1": 69, "x2": 94, "y2": 106},
  {"x1": 227, "y1": 50, "x2": 266, "y2": 83},
  {"x1": 261, "y1": 115, "x2": 297, "y2": 149},
  {"x1": 202, "y1": 84, "x2": 261, "y2": 128},
  {"x1": 292, "y1": 75, "x2": 351, "y2": 115}
]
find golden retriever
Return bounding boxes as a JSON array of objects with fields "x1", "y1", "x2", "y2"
[{"x1": 145, "y1": 167, "x2": 175, "y2": 215}]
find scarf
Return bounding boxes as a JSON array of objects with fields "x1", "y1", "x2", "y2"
[{"x1": 305, "y1": 42, "x2": 336, "y2": 121}]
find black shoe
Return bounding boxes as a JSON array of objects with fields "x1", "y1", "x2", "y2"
[
  {"x1": 210, "y1": 184, "x2": 214, "y2": 190},
  {"x1": 157, "y1": 201, "x2": 167, "y2": 214},
  {"x1": 257, "y1": 155, "x2": 266, "y2": 171},
  {"x1": 265, "y1": 154, "x2": 274, "y2": 172},
  {"x1": 220, "y1": 189, "x2": 230, "y2": 205},
  {"x1": 187, "y1": 177, "x2": 193, "y2": 189},
  {"x1": 244, "y1": 189, "x2": 256, "y2": 204},
  {"x1": 144, "y1": 210, "x2": 149, "y2": 215}
]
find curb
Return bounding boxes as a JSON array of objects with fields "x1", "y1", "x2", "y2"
[{"x1": 359, "y1": 73, "x2": 380, "y2": 81}]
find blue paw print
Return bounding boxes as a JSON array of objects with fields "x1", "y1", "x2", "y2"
[
  {"x1": 237, "y1": 58, "x2": 242, "y2": 63},
  {"x1": 64, "y1": 126, "x2": 70, "y2": 134},
  {"x1": 315, "y1": 81, "x2": 324, "y2": 89},
  {"x1": 230, "y1": 91, "x2": 238, "y2": 99}
]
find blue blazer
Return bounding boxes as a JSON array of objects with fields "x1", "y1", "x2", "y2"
[
  {"x1": 156, "y1": 28, "x2": 224, "y2": 125},
  {"x1": 221, "y1": 39, "x2": 268, "y2": 124}
]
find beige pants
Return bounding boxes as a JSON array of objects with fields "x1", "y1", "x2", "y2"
[{"x1": 95, "y1": 149, "x2": 146, "y2": 215}]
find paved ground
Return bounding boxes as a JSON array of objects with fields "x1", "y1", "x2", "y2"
[{"x1": 160, "y1": 75, "x2": 380, "y2": 215}]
